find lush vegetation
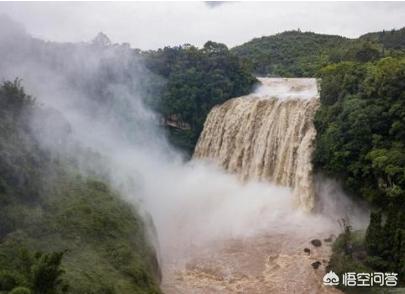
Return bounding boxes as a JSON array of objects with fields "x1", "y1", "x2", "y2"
[
  {"x1": 144, "y1": 42, "x2": 257, "y2": 153},
  {"x1": 328, "y1": 227, "x2": 376, "y2": 293},
  {"x1": 232, "y1": 30, "x2": 349, "y2": 76},
  {"x1": 360, "y1": 28, "x2": 405, "y2": 51},
  {"x1": 0, "y1": 81, "x2": 161, "y2": 294},
  {"x1": 150, "y1": 28, "x2": 405, "y2": 153},
  {"x1": 314, "y1": 57, "x2": 405, "y2": 286},
  {"x1": 231, "y1": 28, "x2": 405, "y2": 77}
]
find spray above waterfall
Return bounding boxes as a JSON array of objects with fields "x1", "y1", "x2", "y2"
[
  {"x1": 253, "y1": 78, "x2": 319, "y2": 100},
  {"x1": 0, "y1": 18, "x2": 369, "y2": 294},
  {"x1": 0, "y1": 6, "x2": 386, "y2": 293}
]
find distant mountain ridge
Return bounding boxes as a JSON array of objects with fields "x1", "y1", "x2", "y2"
[
  {"x1": 231, "y1": 28, "x2": 405, "y2": 76},
  {"x1": 360, "y1": 27, "x2": 405, "y2": 49}
]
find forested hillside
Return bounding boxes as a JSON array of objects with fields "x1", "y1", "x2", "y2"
[
  {"x1": 232, "y1": 31, "x2": 349, "y2": 76},
  {"x1": 143, "y1": 42, "x2": 257, "y2": 153},
  {"x1": 231, "y1": 28, "x2": 405, "y2": 77},
  {"x1": 0, "y1": 81, "x2": 161, "y2": 294},
  {"x1": 314, "y1": 57, "x2": 405, "y2": 288},
  {"x1": 360, "y1": 27, "x2": 405, "y2": 50},
  {"x1": 153, "y1": 28, "x2": 405, "y2": 153}
]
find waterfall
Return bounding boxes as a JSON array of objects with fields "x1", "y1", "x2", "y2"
[{"x1": 193, "y1": 78, "x2": 320, "y2": 211}]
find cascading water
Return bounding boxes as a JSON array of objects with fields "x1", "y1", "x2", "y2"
[
  {"x1": 194, "y1": 78, "x2": 320, "y2": 211},
  {"x1": 161, "y1": 78, "x2": 356, "y2": 294},
  {"x1": 160, "y1": 78, "x2": 347, "y2": 294}
]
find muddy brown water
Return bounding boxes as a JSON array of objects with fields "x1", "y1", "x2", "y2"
[{"x1": 161, "y1": 232, "x2": 342, "y2": 294}]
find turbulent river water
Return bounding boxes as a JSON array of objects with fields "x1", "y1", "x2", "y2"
[{"x1": 161, "y1": 78, "x2": 345, "y2": 293}]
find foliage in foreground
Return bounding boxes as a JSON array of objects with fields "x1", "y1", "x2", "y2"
[
  {"x1": 328, "y1": 225, "x2": 378, "y2": 293},
  {"x1": 329, "y1": 221, "x2": 404, "y2": 293},
  {"x1": 0, "y1": 249, "x2": 67, "y2": 294}
]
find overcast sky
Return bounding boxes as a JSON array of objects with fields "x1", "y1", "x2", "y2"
[{"x1": 0, "y1": 2, "x2": 404, "y2": 50}]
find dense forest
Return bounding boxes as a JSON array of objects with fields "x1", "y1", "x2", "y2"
[
  {"x1": 360, "y1": 27, "x2": 405, "y2": 50},
  {"x1": 0, "y1": 81, "x2": 161, "y2": 294},
  {"x1": 232, "y1": 31, "x2": 349, "y2": 76},
  {"x1": 152, "y1": 27, "x2": 405, "y2": 155},
  {"x1": 153, "y1": 28, "x2": 405, "y2": 153},
  {"x1": 314, "y1": 56, "x2": 405, "y2": 290},
  {"x1": 231, "y1": 28, "x2": 405, "y2": 77},
  {"x1": 143, "y1": 42, "x2": 257, "y2": 153}
]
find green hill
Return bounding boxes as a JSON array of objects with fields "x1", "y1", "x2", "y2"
[
  {"x1": 0, "y1": 80, "x2": 161, "y2": 294},
  {"x1": 231, "y1": 30, "x2": 350, "y2": 76},
  {"x1": 360, "y1": 27, "x2": 405, "y2": 50},
  {"x1": 231, "y1": 28, "x2": 405, "y2": 77}
]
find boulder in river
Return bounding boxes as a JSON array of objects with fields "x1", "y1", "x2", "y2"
[
  {"x1": 311, "y1": 261, "x2": 321, "y2": 269},
  {"x1": 311, "y1": 239, "x2": 322, "y2": 247}
]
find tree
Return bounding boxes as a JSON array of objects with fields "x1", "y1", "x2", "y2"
[
  {"x1": 0, "y1": 249, "x2": 68, "y2": 294},
  {"x1": 365, "y1": 211, "x2": 383, "y2": 256},
  {"x1": 393, "y1": 228, "x2": 405, "y2": 277},
  {"x1": 315, "y1": 56, "x2": 405, "y2": 276},
  {"x1": 203, "y1": 41, "x2": 228, "y2": 55},
  {"x1": 348, "y1": 42, "x2": 381, "y2": 62},
  {"x1": 30, "y1": 251, "x2": 68, "y2": 294},
  {"x1": 144, "y1": 43, "x2": 256, "y2": 153}
]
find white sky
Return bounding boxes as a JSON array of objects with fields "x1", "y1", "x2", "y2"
[{"x1": 0, "y1": 2, "x2": 404, "y2": 50}]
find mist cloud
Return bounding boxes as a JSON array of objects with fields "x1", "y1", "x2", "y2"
[{"x1": 0, "y1": 15, "x2": 369, "y2": 270}]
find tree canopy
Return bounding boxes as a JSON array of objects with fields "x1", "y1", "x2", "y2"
[
  {"x1": 231, "y1": 28, "x2": 405, "y2": 77},
  {"x1": 144, "y1": 41, "x2": 257, "y2": 153},
  {"x1": 314, "y1": 57, "x2": 405, "y2": 280}
]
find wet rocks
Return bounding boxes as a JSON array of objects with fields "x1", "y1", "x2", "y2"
[
  {"x1": 311, "y1": 261, "x2": 321, "y2": 269},
  {"x1": 310, "y1": 239, "x2": 322, "y2": 247}
]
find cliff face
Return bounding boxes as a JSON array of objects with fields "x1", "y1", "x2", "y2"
[{"x1": 194, "y1": 78, "x2": 319, "y2": 211}]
